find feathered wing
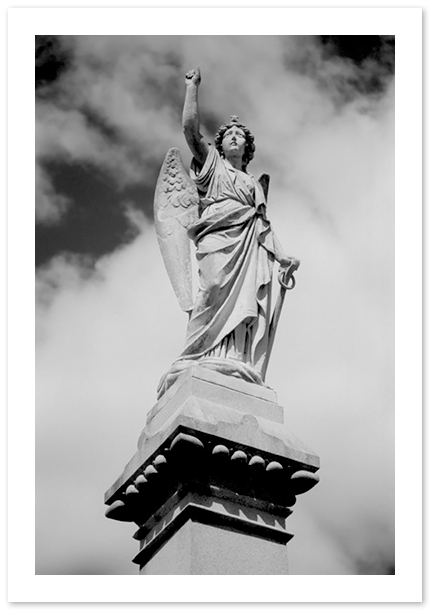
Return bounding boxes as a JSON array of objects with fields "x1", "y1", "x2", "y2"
[
  {"x1": 154, "y1": 148, "x2": 200, "y2": 312},
  {"x1": 258, "y1": 173, "x2": 270, "y2": 202}
]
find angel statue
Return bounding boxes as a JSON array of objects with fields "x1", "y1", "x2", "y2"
[{"x1": 155, "y1": 68, "x2": 300, "y2": 399}]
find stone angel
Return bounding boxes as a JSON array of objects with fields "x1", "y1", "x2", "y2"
[{"x1": 154, "y1": 68, "x2": 300, "y2": 398}]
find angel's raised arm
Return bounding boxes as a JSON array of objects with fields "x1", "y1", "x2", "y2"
[{"x1": 182, "y1": 68, "x2": 209, "y2": 166}]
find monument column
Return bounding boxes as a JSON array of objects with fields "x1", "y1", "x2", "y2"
[
  {"x1": 105, "y1": 366, "x2": 319, "y2": 575},
  {"x1": 105, "y1": 66, "x2": 320, "y2": 575}
]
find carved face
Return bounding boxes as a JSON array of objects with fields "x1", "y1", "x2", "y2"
[{"x1": 221, "y1": 125, "x2": 246, "y2": 161}]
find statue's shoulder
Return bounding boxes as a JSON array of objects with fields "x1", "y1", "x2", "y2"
[{"x1": 191, "y1": 144, "x2": 222, "y2": 186}]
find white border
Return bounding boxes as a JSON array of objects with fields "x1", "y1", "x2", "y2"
[{"x1": 8, "y1": 6, "x2": 422, "y2": 604}]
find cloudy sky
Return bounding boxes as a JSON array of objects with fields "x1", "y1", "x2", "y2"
[{"x1": 35, "y1": 34, "x2": 395, "y2": 576}]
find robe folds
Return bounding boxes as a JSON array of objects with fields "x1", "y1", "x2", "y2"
[{"x1": 157, "y1": 145, "x2": 277, "y2": 397}]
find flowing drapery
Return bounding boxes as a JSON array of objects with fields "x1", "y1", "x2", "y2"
[{"x1": 157, "y1": 146, "x2": 276, "y2": 397}]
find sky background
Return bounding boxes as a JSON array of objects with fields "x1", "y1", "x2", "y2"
[{"x1": 35, "y1": 34, "x2": 395, "y2": 576}]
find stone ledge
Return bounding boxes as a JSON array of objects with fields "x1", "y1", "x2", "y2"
[
  {"x1": 106, "y1": 393, "x2": 319, "y2": 502},
  {"x1": 132, "y1": 491, "x2": 293, "y2": 568},
  {"x1": 105, "y1": 428, "x2": 319, "y2": 524},
  {"x1": 133, "y1": 483, "x2": 293, "y2": 541},
  {"x1": 146, "y1": 365, "x2": 281, "y2": 431}
]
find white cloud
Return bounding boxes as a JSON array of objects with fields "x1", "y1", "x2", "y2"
[{"x1": 36, "y1": 220, "x2": 187, "y2": 573}]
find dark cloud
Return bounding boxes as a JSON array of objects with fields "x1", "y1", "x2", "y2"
[
  {"x1": 320, "y1": 35, "x2": 394, "y2": 71},
  {"x1": 284, "y1": 35, "x2": 394, "y2": 104},
  {"x1": 36, "y1": 35, "x2": 72, "y2": 91},
  {"x1": 320, "y1": 35, "x2": 395, "y2": 97},
  {"x1": 36, "y1": 160, "x2": 157, "y2": 266},
  {"x1": 35, "y1": 35, "x2": 190, "y2": 248}
]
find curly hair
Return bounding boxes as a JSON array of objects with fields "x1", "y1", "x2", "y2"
[{"x1": 214, "y1": 116, "x2": 256, "y2": 169}]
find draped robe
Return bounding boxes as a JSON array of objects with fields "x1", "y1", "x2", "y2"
[{"x1": 157, "y1": 145, "x2": 277, "y2": 397}]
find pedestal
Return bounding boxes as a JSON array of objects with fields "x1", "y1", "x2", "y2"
[{"x1": 105, "y1": 365, "x2": 320, "y2": 575}]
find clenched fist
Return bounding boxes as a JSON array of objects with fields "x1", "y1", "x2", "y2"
[{"x1": 185, "y1": 67, "x2": 201, "y2": 87}]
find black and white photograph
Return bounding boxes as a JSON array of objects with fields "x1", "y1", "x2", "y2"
[{"x1": 7, "y1": 5, "x2": 422, "y2": 603}]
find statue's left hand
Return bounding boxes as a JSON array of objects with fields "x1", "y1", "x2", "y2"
[
  {"x1": 279, "y1": 257, "x2": 300, "y2": 270},
  {"x1": 278, "y1": 258, "x2": 300, "y2": 290}
]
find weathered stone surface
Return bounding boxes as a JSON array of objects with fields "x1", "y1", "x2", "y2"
[
  {"x1": 106, "y1": 429, "x2": 302, "y2": 522},
  {"x1": 155, "y1": 70, "x2": 301, "y2": 400},
  {"x1": 146, "y1": 365, "x2": 281, "y2": 433},
  {"x1": 291, "y1": 469, "x2": 320, "y2": 494},
  {"x1": 105, "y1": 363, "x2": 319, "y2": 573},
  {"x1": 138, "y1": 494, "x2": 291, "y2": 575},
  {"x1": 105, "y1": 373, "x2": 318, "y2": 505}
]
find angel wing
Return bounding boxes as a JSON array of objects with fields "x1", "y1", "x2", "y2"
[
  {"x1": 154, "y1": 148, "x2": 200, "y2": 312},
  {"x1": 258, "y1": 173, "x2": 270, "y2": 202}
]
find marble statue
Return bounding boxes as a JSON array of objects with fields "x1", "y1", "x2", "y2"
[{"x1": 155, "y1": 68, "x2": 299, "y2": 398}]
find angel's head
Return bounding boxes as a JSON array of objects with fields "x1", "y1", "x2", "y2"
[{"x1": 214, "y1": 116, "x2": 255, "y2": 170}]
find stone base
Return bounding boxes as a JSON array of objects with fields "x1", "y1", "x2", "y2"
[
  {"x1": 105, "y1": 365, "x2": 320, "y2": 574},
  {"x1": 133, "y1": 483, "x2": 293, "y2": 573},
  {"x1": 140, "y1": 516, "x2": 290, "y2": 575}
]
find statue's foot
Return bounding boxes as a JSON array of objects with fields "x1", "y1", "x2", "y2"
[{"x1": 156, "y1": 356, "x2": 266, "y2": 399}]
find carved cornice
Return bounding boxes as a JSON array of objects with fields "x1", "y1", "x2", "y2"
[{"x1": 105, "y1": 427, "x2": 319, "y2": 526}]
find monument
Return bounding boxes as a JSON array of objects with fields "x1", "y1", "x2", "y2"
[{"x1": 105, "y1": 68, "x2": 320, "y2": 575}]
